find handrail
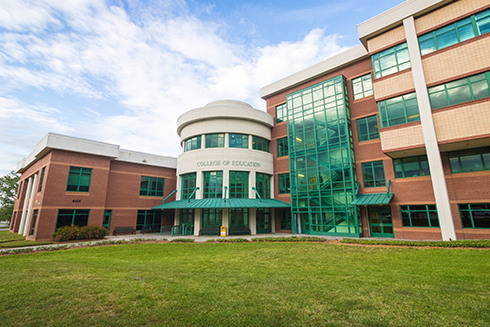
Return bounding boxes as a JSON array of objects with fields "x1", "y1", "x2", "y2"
[
  {"x1": 355, "y1": 183, "x2": 360, "y2": 195},
  {"x1": 252, "y1": 187, "x2": 262, "y2": 202},
  {"x1": 162, "y1": 190, "x2": 177, "y2": 204},
  {"x1": 386, "y1": 180, "x2": 391, "y2": 194},
  {"x1": 223, "y1": 186, "x2": 228, "y2": 203}
]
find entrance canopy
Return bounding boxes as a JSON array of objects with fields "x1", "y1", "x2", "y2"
[
  {"x1": 351, "y1": 193, "x2": 394, "y2": 206},
  {"x1": 152, "y1": 198, "x2": 290, "y2": 210}
]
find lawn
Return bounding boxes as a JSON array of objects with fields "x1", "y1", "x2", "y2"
[
  {"x1": 1, "y1": 242, "x2": 489, "y2": 326},
  {"x1": 0, "y1": 231, "x2": 52, "y2": 248}
]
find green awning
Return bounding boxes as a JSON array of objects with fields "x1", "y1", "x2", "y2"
[
  {"x1": 351, "y1": 193, "x2": 394, "y2": 206},
  {"x1": 152, "y1": 198, "x2": 291, "y2": 210}
]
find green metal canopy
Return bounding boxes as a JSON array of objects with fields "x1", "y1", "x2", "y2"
[
  {"x1": 152, "y1": 198, "x2": 291, "y2": 210},
  {"x1": 351, "y1": 193, "x2": 394, "y2": 206}
]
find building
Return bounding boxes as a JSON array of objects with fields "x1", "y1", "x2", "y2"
[
  {"x1": 9, "y1": 0, "x2": 490, "y2": 241},
  {"x1": 261, "y1": 0, "x2": 490, "y2": 241}
]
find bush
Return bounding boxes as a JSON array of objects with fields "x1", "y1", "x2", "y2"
[
  {"x1": 170, "y1": 238, "x2": 194, "y2": 243},
  {"x1": 52, "y1": 225, "x2": 107, "y2": 242},
  {"x1": 339, "y1": 238, "x2": 490, "y2": 248}
]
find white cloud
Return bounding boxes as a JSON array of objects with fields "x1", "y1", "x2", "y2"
[{"x1": 0, "y1": 0, "x2": 352, "y2": 175}]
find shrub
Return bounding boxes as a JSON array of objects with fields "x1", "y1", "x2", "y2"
[
  {"x1": 215, "y1": 238, "x2": 249, "y2": 243},
  {"x1": 52, "y1": 225, "x2": 107, "y2": 242},
  {"x1": 171, "y1": 238, "x2": 194, "y2": 243}
]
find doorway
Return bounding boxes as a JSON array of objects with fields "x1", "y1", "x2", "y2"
[{"x1": 368, "y1": 206, "x2": 394, "y2": 238}]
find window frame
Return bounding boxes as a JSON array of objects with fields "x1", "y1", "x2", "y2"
[
  {"x1": 276, "y1": 103, "x2": 287, "y2": 123},
  {"x1": 449, "y1": 147, "x2": 490, "y2": 173},
  {"x1": 184, "y1": 135, "x2": 202, "y2": 152},
  {"x1": 139, "y1": 176, "x2": 165, "y2": 197},
  {"x1": 372, "y1": 42, "x2": 411, "y2": 79},
  {"x1": 356, "y1": 115, "x2": 379, "y2": 142},
  {"x1": 203, "y1": 171, "x2": 223, "y2": 199},
  {"x1": 136, "y1": 210, "x2": 161, "y2": 231},
  {"x1": 361, "y1": 161, "x2": 386, "y2": 188},
  {"x1": 229, "y1": 134, "x2": 248, "y2": 148},
  {"x1": 400, "y1": 205, "x2": 440, "y2": 228},
  {"x1": 181, "y1": 172, "x2": 196, "y2": 200},
  {"x1": 352, "y1": 74, "x2": 373, "y2": 100},
  {"x1": 378, "y1": 92, "x2": 420, "y2": 128},
  {"x1": 278, "y1": 173, "x2": 290, "y2": 194},
  {"x1": 38, "y1": 167, "x2": 46, "y2": 192},
  {"x1": 459, "y1": 204, "x2": 490, "y2": 229},
  {"x1": 394, "y1": 155, "x2": 430, "y2": 178},
  {"x1": 66, "y1": 166, "x2": 92, "y2": 193},
  {"x1": 255, "y1": 173, "x2": 271, "y2": 199},
  {"x1": 229, "y1": 171, "x2": 249, "y2": 199},
  {"x1": 252, "y1": 136, "x2": 270, "y2": 152},
  {"x1": 277, "y1": 137, "x2": 289, "y2": 157},
  {"x1": 55, "y1": 209, "x2": 90, "y2": 230},
  {"x1": 205, "y1": 133, "x2": 225, "y2": 148}
]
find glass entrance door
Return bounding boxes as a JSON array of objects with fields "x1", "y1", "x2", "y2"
[
  {"x1": 103, "y1": 210, "x2": 112, "y2": 235},
  {"x1": 256, "y1": 209, "x2": 271, "y2": 234},
  {"x1": 368, "y1": 206, "x2": 394, "y2": 238},
  {"x1": 180, "y1": 209, "x2": 194, "y2": 235}
]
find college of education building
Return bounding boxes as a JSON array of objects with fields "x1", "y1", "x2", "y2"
[{"x1": 9, "y1": 0, "x2": 490, "y2": 241}]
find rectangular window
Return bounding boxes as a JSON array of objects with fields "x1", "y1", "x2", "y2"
[
  {"x1": 205, "y1": 133, "x2": 225, "y2": 148},
  {"x1": 229, "y1": 171, "x2": 249, "y2": 198},
  {"x1": 419, "y1": 8, "x2": 490, "y2": 56},
  {"x1": 229, "y1": 134, "x2": 248, "y2": 148},
  {"x1": 362, "y1": 161, "x2": 386, "y2": 188},
  {"x1": 429, "y1": 71, "x2": 490, "y2": 110},
  {"x1": 357, "y1": 115, "x2": 379, "y2": 142},
  {"x1": 203, "y1": 171, "x2": 223, "y2": 198},
  {"x1": 66, "y1": 167, "x2": 92, "y2": 192},
  {"x1": 276, "y1": 103, "x2": 287, "y2": 123},
  {"x1": 184, "y1": 135, "x2": 201, "y2": 152},
  {"x1": 202, "y1": 209, "x2": 222, "y2": 228},
  {"x1": 277, "y1": 137, "x2": 288, "y2": 157},
  {"x1": 29, "y1": 210, "x2": 38, "y2": 236},
  {"x1": 181, "y1": 172, "x2": 196, "y2": 200},
  {"x1": 278, "y1": 173, "x2": 290, "y2": 194},
  {"x1": 378, "y1": 92, "x2": 420, "y2": 128},
  {"x1": 459, "y1": 204, "x2": 490, "y2": 229},
  {"x1": 255, "y1": 173, "x2": 271, "y2": 199},
  {"x1": 38, "y1": 167, "x2": 46, "y2": 192},
  {"x1": 401, "y1": 205, "x2": 439, "y2": 227},
  {"x1": 394, "y1": 155, "x2": 430, "y2": 178},
  {"x1": 229, "y1": 208, "x2": 249, "y2": 228},
  {"x1": 372, "y1": 42, "x2": 411, "y2": 79},
  {"x1": 56, "y1": 209, "x2": 90, "y2": 229},
  {"x1": 140, "y1": 176, "x2": 165, "y2": 196},
  {"x1": 136, "y1": 210, "x2": 161, "y2": 231},
  {"x1": 10, "y1": 212, "x2": 17, "y2": 229},
  {"x1": 352, "y1": 74, "x2": 373, "y2": 100},
  {"x1": 279, "y1": 209, "x2": 291, "y2": 230},
  {"x1": 252, "y1": 136, "x2": 270, "y2": 152},
  {"x1": 449, "y1": 147, "x2": 490, "y2": 173}
]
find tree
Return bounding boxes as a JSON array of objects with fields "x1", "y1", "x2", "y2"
[{"x1": 0, "y1": 171, "x2": 20, "y2": 221}]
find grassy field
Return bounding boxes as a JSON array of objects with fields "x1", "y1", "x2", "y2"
[
  {"x1": 0, "y1": 231, "x2": 52, "y2": 248},
  {"x1": 1, "y1": 242, "x2": 489, "y2": 327}
]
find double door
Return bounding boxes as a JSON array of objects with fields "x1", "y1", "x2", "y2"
[{"x1": 368, "y1": 207, "x2": 394, "y2": 238}]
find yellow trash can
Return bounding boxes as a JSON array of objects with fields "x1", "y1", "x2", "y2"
[{"x1": 220, "y1": 226, "x2": 226, "y2": 237}]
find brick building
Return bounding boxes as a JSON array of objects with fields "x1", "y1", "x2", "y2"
[{"x1": 9, "y1": 0, "x2": 490, "y2": 241}]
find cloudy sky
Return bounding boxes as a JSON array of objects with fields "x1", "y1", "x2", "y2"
[{"x1": 0, "y1": 0, "x2": 405, "y2": 176}]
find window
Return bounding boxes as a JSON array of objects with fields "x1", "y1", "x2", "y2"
[
  {"x1": 203, "y1": 171, "x2": 223, "y2": 198},
  {"x1": 362, "y1": 161, "x2": 386, "y2": 188},
  {"x1": 394, "y1": 155, "x2": 430, "y2": 178},
  {"x1": 352, "y1": 74, "x2": 373, "y2": 100},
  {"x1": 419, "y1": 9, "x2": 490, "y2": 56},
  {"x1": 279, "y1": 209, "x2": 291, "y2": 230},
  {"x1": 401, "y1": 205, "x2": 439, "y2": 227},
  {"x1": 252, "y1": 136, "x2": 270, "y2": 152},
  {"x1": 357, "y1": 115, "x2": 379, "y2": 142},
  {"x1": 229, "y1": 171, "x2": 248, "y2": 198},
  {"x1": 136, "y1": 210, "x2": 161, "y2": 230},
  {"x1": 202, "y1": 209, "x2": 222, "y2": 228},
  {"x1": 17, "y1": 181, "x2": 22, "y2": 199},
  {"x1": 229, "y1": 134, "x2": 248, "y2": 148},
  {"x1": 255, "y1": 173, "x2": 271, "y2": 199},
  {"x1": 184, "y1": 135, "x2": 201, "y2": 152},
  {"x1": 11, "y1": 212, "x2": 17, "y2": 229},
  {"x1": 378, "y1": 92, "x2": 420, "y2": 128},
  {"x1": 38, "y1": 167, "x2": 46, "y2": 192},
  {"x1": 372, "y1": 42, "x2": 411, "y2": 79},
  {"x1": 276, "y1": 103, "x2": 287, "y2": 123},
  {"x1": 459, "y1": 204, "x2": 490, "y2": 229},
  {"x1": 29, "y1": 210, "x2": 38, "y2": 236},
  {"x1": 140, "y1": 176, "x2": 165, "y2": 196},
  {"x1": 66, "y1": 167, "x2": 92, "y2": 192},
  {"x1": 277, "y1": 137, "x2": 288, "y2": 157},
  {"x1": 229, "y1": 208, "x2": 249, "y2": 228},
  {"x1": 449, "y1": 147, "x2": 490, "y2": 173},
  {"x1": 205, "y1": 133, "x2": 225, "y2": 148},
  {"x1": 278, "y1": 173, "x2": 290, "y2": 194},
  {"x1": 56, "y1": 209, "x2": 90, "y2": 229},
  {"x1": 180, "y1": 209, "x2": 194, "y2": 226},
  {"x1": 181, "y1": 173, "x2": 196, "y2": 200},
  {"x1": 429, "y1": 72, "x2": 490, "y2": 110}
]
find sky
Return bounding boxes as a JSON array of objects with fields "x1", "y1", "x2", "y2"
[{"x1": 0, "y1": 0, "x2": 405, "y2": 176}]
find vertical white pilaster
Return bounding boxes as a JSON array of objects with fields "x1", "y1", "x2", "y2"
[
  {"x1": 174, "y1": 209, "x2": 180, "y2": 225},
  {"x1": 195, "y1": 171, "x2": 202, "y2": 199},
  {"x1": 194, "y1": 209, "x2": 202, "y2": 236},
  {"x1": 250, "y1": 208, "x2": 257, "y2": 235},
  {"x1": 18, "y1": 176, "x2": 33, "y2": 235},
  {"x1": 222, "y1": 209, "x2": 229, "y2": 235},
  {"x1": 250, "y1": 171, "x2": 256, "y2": 199},
  {"x1": 23, "y1": 173, "x2": 38, "y2": 236},
  {"x1": 403, "y1": 16, "x2": 456, "y2": 241},
  {"x1": 224, "y1": 132, "x2": 229, "y2": 148},
  {"x1": 271, "y1": 209, "x2": 276, "y2": 233}
]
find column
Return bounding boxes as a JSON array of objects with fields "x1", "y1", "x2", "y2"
[
  {"x1": 195, "y1": 171, "x2": 203, "y2": 199},
  {"x1": 194, "y1": 209, "x2": 202, "y2": 236},
  {"x1": 403, "y1": 16, "x2": 456, "y2": 241},
  {"x1": 250, "y1": 208, "x2": 257, "y2": 235},
  {"x1": 222, "y1": 209, "x2": 229, "y2": 235},
  {"x1": 18, "y1": 176, "x2": 33, "y2": 235},
  {"x1": 23, "y1": 173, "x2": 38, "y2": 236},
  {"x1": 271, "y1": 209, "x2": 276, "y2": 233}
]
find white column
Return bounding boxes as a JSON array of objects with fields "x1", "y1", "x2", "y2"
[
  {"x1": 271, "y1": 209, "x2": 276, "y2": 233},
  {"x1": 222, "y1": 209, "x2": 229, "y2": 235},
  {"x1": 250, "y1": 171, "x2": 256, "y2": 199},
  {"x1": 403, "y1": 16, "x2": 456, "y2": 241},
  {"x1": 23, "y1": 173, "x2": 38, "y2": 236},
  {"x1": 224, "y1": 132, "x2": 229, "y2": 148},
  {"x1": 174, "y1": 209, "x2": 180, "y2": 225},
  {"x1": 18, "y1": 176, "x2": 33, "y2": 235},
  {"x1": 194, "y1": 209, "x2": 202, "y2": 236},
  {"x1": 250, "y1": 208, "x2": 257, "y2": 235},
  {"x1": 195, "y1": 171, "x2": 203, "y2": 199},
  {"x1": 270, "y1": 174, "x2": 275, "y2": 199}
]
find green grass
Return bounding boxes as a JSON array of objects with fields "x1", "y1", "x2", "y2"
[
  {"x1": 1, "y1": 243, "x2": 489, "y2": 326},
  {"x1": 340, "y1": 238, "x2": 490, "y2": 248},
  {"x1": 0, "y1": 231, "x2": 53, "y2": 248}
]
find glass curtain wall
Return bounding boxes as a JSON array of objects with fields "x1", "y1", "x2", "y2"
[{"x1": 286, "y1": 75, "x2": 359, "y2": 236}]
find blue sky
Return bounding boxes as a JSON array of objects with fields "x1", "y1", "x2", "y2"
[{"x1": 0, "y1": 0, "x2": 405, "y2": 176}]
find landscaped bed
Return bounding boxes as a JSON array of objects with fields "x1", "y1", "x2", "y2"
[{"x1": 1, "y1": 242, "x2": 489, "y2": 326}]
